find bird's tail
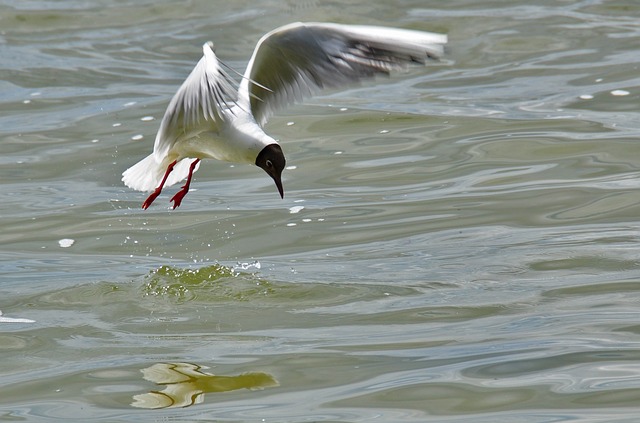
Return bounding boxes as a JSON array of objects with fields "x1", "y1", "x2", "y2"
[{"x1": 122, "y1": 154, "x2": 200, "y2": 192}]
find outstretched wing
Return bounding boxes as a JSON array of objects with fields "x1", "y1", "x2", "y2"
[
  {"x1": 153, "y1": 42, "x2": 237, "y2": 161},
  {"x1": 237, "y1": 22, "x2": 447, "y2": 126}
]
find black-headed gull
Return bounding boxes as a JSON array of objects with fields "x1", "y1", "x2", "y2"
[{"x1": 122, "y1": 22, "x2": 447, "y2": 209}]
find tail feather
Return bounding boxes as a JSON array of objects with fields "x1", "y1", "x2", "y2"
[{"x1": 122, "y1": 154, "x2": 200, "y2": 192}]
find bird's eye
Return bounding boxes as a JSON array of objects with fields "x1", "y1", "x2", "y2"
[{"x1": 266, "y1": 160, "x2": 273, "y2": 168}]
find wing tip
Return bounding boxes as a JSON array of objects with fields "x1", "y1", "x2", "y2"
[{"x1": 203, "y1": 40, "x2": 215, "y2": 52}]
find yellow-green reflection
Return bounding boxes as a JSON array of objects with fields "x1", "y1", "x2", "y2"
[{"x1": 131, "y1": 362, "x2": 278, "y2": 409}]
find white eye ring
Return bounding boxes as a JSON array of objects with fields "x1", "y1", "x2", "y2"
[{"x1": 266, "y1": 160, "x2": 273, "y2": 168}]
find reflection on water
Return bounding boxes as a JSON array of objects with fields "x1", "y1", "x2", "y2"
[
  {"x1": 0, "y1": 310, "x2": 35, "y2": 324},
  {"x1": 132, "y1": 362, "x2": 278, "y2": 409}
]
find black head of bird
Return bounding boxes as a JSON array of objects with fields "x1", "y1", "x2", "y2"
[{"x1": 255, "y1": 143, "x2": 286, "y2": 198}]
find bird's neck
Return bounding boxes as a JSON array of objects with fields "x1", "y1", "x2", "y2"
[{"x1": 221, "y1": 115, "x2": 278, "y2": 163}]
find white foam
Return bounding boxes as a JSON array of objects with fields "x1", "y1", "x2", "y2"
[{"x1": 58, "y1": 238, "x2": 75, "y2": 248}]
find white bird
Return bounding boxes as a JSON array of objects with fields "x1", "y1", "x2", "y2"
[{"x1": 122, "y1": 22, "x2": 447, "y2": 209}]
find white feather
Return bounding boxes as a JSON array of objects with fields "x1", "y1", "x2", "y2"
[{"x1": 238, "y1": 22, "x2": 448, "y2": 126}]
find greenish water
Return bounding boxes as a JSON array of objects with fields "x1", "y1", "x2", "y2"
[{"x1": 1, "y1": 0, "x2": 640, "y2": 421}]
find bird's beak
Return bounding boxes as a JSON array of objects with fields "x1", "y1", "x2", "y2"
[{"x1": 273, "y1": 174, "x2": 284, "y2": 199}]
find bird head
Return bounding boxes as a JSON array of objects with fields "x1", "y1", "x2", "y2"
[{"x1": 255, "y1": 143, "x2": 286, "y2": 198}]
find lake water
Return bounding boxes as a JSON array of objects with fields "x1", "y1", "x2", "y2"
[{"x1": 1, "y1": 0, "x2": 640, "y2": 421}]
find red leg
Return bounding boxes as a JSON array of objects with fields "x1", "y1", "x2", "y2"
[
  {"x1": 170, "y1": 159, "x2": 200, "y2": 209},
  {"x1": 142, "y1": 160, "x2": 177, "y2": 210}
]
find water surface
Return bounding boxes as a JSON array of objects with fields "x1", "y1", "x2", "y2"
[{"x1": 1, "y1": 0, "x2": 640, "y2": 421}]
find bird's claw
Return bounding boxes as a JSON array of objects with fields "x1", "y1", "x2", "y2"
[
  {"x1": 142, "y1": 189, "x2": 162, "y2": 210},
  {"x1": 170, "y1": 186, "x2": 189, "y2": 209}
]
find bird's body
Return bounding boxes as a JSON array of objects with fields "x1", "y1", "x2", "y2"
[{"x1": 122, "y1": 22, "x2": 447, "y2": 209}]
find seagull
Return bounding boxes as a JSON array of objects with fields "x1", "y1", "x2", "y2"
[{"x1": 122, "y1": 22, "x2": 447, "y2": 209}]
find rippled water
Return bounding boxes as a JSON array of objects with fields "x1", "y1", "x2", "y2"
[{"x1": 1, "y1": 0, "x2": 640, "y2": 421}]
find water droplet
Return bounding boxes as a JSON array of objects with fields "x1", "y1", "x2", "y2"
[{"x1": 611, "y1": 89, "x2": 629, "y2": 96}]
